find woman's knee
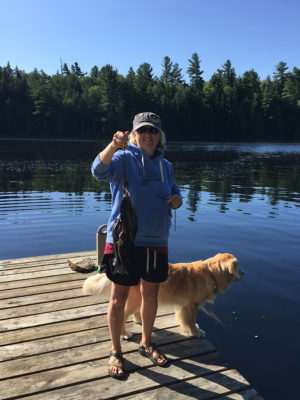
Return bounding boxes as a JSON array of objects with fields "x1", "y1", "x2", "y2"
[
  {"x1": 140, "y1": 280, "x2": 160, "y2": 302},
  {"x1": 109, "y1": 284, "x2": 129, "y2": 308},
  {"x1": 110, "y1": 296, "x2": 127, "y2": 309}
]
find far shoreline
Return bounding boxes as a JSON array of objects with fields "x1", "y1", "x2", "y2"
[{"x1": 1, "y1": 136, "x2": 300, "y2": 144}]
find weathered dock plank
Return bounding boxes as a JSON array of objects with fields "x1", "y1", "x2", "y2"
[
  {"x1": 0, "y1": 266, "x2": 76, "y2": 282},
  {"x1": 0, "y1": 288, "x2": 91, "y2": 310},
  {"x1": 0, "y1": 326, "x2": 205, "y2": 379},
  {"x1": 0, "y1": 260, "x2": 77, "y2": 275},
  {"x1": 0, "y1": 250, "x2": 95, "y2": 265},
  {"x1": 0, "y1": 303, "x2": 108, "y2": 331},
  {"x1": 0, "y1": 251, "x2": 263, "y2": 400},
  {"x1": 0, "y1": 280, "x2": 84, "y2": 300},
  {"x1": 0, "y1": 271, "x2": 89, "y2": 291},
  {"x1": 0, "y1": 340, "x2": 221, "y2": 398},
  {"x1": 15, "y1": 368, "x2": 249, "y2": 400},
  {"x1": 0, "y1": 294, "x2": 101, "y2": 319},
  {"x1": 121, "y1": 369, "x2": 251, "y2": 400},
  {"x1": 0, "y1": 314, "x2": 177, "y2": 360}
]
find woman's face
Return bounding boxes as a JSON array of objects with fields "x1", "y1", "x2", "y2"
[{"x1": 132, "y1": 126, "x2": 161, "y2": 157}]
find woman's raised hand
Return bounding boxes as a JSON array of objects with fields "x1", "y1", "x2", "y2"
[{"x1": 112, "y1": 131, "x2": 129, "y2": 150}]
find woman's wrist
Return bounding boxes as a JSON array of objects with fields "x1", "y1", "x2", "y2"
[
  {"x1": 99, "y1": 141, "x2": 118, "y2": 164},
  {"x1": 109, "y1": 141, "x2": 118, "y2": 151}
]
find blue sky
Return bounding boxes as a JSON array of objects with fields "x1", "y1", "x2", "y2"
[{"x1": 1, "y1": 0, "x2": 299, "y2": 81}]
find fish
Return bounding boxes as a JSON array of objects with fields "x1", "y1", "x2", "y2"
[{"x1": 112, "y1": 188, "x2": 137, "y2": 275}]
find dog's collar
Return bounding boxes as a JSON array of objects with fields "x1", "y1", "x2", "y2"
[{"x1": 204, "y1": 266, "x2": 218, "y2": 294}]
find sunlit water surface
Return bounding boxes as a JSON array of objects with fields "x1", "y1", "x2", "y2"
[{"x1": 1, "y1": 139, "x2": 300, "y2": 399}]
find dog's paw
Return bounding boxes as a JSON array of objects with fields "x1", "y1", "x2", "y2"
[
  {"x1": 195, "y1": 323, "x2": 206, "y2": 338},
  {"x1": 181, "y1": 325, "x2": 206, "y2": 339},
  {"x1": 121, "y1": 331, "x2": 134, "y2": 340},
  {"x1": 194, "y1": 327, "x2": 206, "y2": 338}
]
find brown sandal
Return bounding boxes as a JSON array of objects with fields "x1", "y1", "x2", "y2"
[
  {"x1": 108, "y1": 351, "x2": 126, "y2": 379},
  {"x1": 138, "y1": 343, "x2": 168, "y2": 367}
]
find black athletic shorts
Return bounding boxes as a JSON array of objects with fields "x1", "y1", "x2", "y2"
[{"x1": 99, "y1": 246, "x2": 169, "y2": 286}]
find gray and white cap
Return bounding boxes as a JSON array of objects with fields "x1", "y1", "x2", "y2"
[{"x1": 132, "y1": 112, "x2": 161, "y2": 131}]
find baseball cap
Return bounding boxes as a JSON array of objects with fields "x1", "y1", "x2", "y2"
[{"x1": 133, "y1": 112, "x2": 161, "y2": 131}]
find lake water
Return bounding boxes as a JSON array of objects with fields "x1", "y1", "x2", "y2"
[{"x1": 1, "y1": 139, "x2": 300, "y2": 399}]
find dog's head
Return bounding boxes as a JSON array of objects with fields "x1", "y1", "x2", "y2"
[{"x1": 218, "y1": 253, "x2": 244, "y2": 281}]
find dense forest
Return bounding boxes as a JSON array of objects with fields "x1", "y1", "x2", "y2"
[{"x1": 1, "y1": 54, "x2": 300, "y2": 140}]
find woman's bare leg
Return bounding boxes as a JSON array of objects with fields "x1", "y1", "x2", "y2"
[
  {"x1": 107, "y1": 282, "x2": 130, "y2": 375},
  {"x1": 140, "y1": 279, "x2": 166, "y2": 363}
]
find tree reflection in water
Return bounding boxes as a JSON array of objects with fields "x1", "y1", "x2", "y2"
[{"x1": 1, "y1": 141, "x2": 299, "y2": 217}]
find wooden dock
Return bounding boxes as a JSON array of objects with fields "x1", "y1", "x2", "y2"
[{"x1": 0, "y1": 251, "x2": 263, "y2": 400}]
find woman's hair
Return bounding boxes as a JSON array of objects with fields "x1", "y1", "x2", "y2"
[{"x1": 128, "y1": 130, "x2": 166, "y2": 151}]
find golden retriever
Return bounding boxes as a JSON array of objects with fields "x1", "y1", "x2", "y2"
[{"x1": 82, "y1": 253, "x2": 243, "y2": 338}]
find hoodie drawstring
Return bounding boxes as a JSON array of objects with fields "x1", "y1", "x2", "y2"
[
  {"x1": 141, "y1": 154, "x2": 145, "y2": 177},
  {"x1": 146, "y1": 248, "x2": 157, "y2": 274},
  {"x1": 141, "y1": 153, "x2": 164, "y2": 183},
  {"x1": 159, "y1": 159, "x2": 164, "y2": 183}
]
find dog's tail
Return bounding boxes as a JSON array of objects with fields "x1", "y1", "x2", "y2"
[
  {"x1": 82, "y1": 273, "x2": 112, "y2": 300},
  {"x1": 199, "y1": 305, "x2": 223, "y2": 325}
]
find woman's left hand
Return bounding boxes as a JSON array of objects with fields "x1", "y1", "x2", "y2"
[{"x1": 166, "y1": 194, "x2": 182, "y2": 209}]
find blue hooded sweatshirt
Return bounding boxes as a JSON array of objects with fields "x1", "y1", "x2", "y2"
[{"x1": 91, "y1": 144, "x2": 181, "y2": 246}]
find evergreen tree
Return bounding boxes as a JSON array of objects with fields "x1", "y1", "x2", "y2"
[
  {"x1": 135, "y1": 62, "x2": 154, "y2": 92},
  {"x1": 273, "y1": 61, "x2": 288, "y2": 96},
  {"x1": 71, "y1": 62, "x2": 85, "y2": 78},
  {"x1": 62, "y1": 63, "x2": 70, "y2": 76},
  {"x1": 0, "y1": 63, "x2": 34, "y2": 136},
  {"x1": 160, "y1": 56, "x2": 173, "y2": 83},
  {"x1": 160, "y1": 57, "x2": 183, "y2": 85},
  {"x1": 122, "y1": 67, "x2": 138, "y2": 121},
  {"x1": 171, "y1": 63, "x2": 183, "y2": 85},
  {"x1": 126, "y1": 66, "x2": 136, "y2": 83},
  {"x1": 27, "y1": 70, "x2": 54, "y2": 136},
  {"x1": 282, "y1": 67, "x2": 300, "y2": 105},
  {"x1": 241, "y1": 69, "x2": 260, "y2": 100},
  {"x1": 86, "y1": 85, "x2": 102, "y2": 135},
  {"x1": 90, "y1": 65, "x2": 100, "y2": 79},
  {"x1": 221, "y1": 60, "x2": 236, "y2": 87},
  {"x1": 98, "y1": 64, "x2": 121, "y2": 132},
  {"x1": 98, "y1": 64, "x2": 120, "y2": 111},
  {"x1": 261, "y1": 76, "x2": 276, "y2": 112},
  {"x1": 187, "y1": 53, "x2": 204, "y2": 92}
]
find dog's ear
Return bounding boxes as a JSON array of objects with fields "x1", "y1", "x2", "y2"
[
  {"x1": 231, "y1": 262, "x2": 242, "y2": 280},
  {"x1": 220, "y1": 255, "x2": 242, "y2": 281}
]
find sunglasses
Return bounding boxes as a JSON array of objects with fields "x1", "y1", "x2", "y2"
[{"x1": 136, "y1": 126, "x2": 160, "y2": 134}]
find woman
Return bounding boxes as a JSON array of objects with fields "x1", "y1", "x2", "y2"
[{"x1": 91, "y1": 112, "x2": 182, "y2": 379}]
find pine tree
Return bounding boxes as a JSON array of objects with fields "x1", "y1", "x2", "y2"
[
  {"x1": 98, "y1": 64, "x2": 121, "y2": 132},
  {"x1": 273, "y1": 61, "x2": 288, "y2": 96},
  {"x1": 241, "y1": 70, "x2": 260, "y2": 99},
  {"x1": 90, "y1": 66, "x2": 100, "y2": 79},
  {"x1": 160, "y1": 56, "x2": 173, "y2": 83},
  {"x1": 221, "y1": 60, "x2": 236, "y2": 87},
  {"x1": 126, "y1": 67, "x2": 136, "y2": 85},
  {"x1": 171, "y1": 63, "x2": 183, "y2": 84},
  {"x1": 71, "y1": 62, "x2": 85, "y2": 78},
  {"x1": 62, "y1": 63, "x2": 70, "y2": 76},
  {"x1": 187, "y1": 53, "x2": 204, "y2": 92},
  {"x1": 160, "y1": 57, "x2": 183, "y2": 85},
  {"x1": 135, "y1": 63, "x2": 153, "y2": 92},
  {"x1": 282, "y1": 67, "x2": 300, "y2": 106}
]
